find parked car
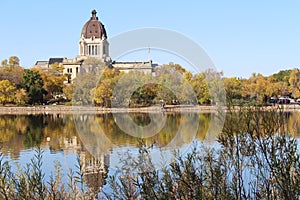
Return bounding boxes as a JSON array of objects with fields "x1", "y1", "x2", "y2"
[
  {"x1": 268, "y1": 97, "x2": 278, "y2": 104},
  {"x1": 278, "y1": 96, "x2": 290, "y2": 104}
]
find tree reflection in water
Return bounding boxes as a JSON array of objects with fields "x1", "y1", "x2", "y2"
[{"x1": 0, "y1": 111, "x2": 299, "y2": 195}]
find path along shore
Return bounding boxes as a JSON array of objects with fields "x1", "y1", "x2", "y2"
[{"x1": 0, "y1": 104, "x2": 299, "y2": 115}]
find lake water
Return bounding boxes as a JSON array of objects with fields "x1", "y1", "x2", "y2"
[{"x1": 0, "y1": 111, "x2": 299, "y2": 192}]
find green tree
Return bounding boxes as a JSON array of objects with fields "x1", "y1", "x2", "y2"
[
  {"x1": 21, "y1": 69, "x2": 44, "y2": 104},
  {"x1": 272, "y1": 69, "x2": 291, "y2": 83},
  {"x1": 0, "y1": 80, "x2": 16, "y2": 105}
]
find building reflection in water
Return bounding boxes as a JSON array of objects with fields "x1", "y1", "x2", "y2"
[
  {"x1": 80, "y1": 150, "x2": 109, "y2": 192},
  {"x1": 47, "y1": 134, "x2": 110, "y2": 192}
]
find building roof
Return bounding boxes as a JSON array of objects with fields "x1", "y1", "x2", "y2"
[
  {"x1": 49, "y1": 58, "x2": 64, "y2": 65},
  {"x1": 35, "y1": 61, "x2": 48, "y2": 66},
  {"x1": 81, "y1": 10, "x2": 107, "y2": 39}
]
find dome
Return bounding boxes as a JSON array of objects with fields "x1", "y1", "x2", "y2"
[{"x1": 81, "y1": 10, "x2": 107, "y2": 39}]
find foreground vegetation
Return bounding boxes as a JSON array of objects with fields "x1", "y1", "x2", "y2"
[
  {"x1": 0, "y1": 107, "x2": 299, "y2": 199},
  {"x1": 1, "y1": 56, "x2": 300, "y2": 107},
  {"x1": 104, "y1": 107, "x2": 300, "y2": 200}
]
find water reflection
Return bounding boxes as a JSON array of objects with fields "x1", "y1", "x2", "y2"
[
  {"x1": 0, "y1": 111, "x2": 299, "y2": 189},
  {"x1": 1, "y1": 112, "x2": 299, "y2": 157}
]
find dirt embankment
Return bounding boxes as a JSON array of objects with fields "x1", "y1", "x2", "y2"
[{"x1": 0, "y1": 104, "x2": 298, "y2": 115}]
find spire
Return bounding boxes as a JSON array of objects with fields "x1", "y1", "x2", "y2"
[{"x1": 91, "y1": 9, "x2": 97, "y2": 20}]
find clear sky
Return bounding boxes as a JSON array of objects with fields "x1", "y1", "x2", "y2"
[{"x1": 0, "y1": 0, "x2": 299, "y2": 78}]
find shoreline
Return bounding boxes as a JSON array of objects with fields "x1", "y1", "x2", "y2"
[{"x1": 0, "y1": 104, "x2": 299, "y2": 115}]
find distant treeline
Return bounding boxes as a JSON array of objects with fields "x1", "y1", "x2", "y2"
[{"x1": 0, "y1": 56, "x2": 299, "y2": 107}]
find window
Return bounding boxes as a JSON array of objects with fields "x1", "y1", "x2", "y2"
[
  {"x1": 92, "y1": 45, "x2": 94, "y2": 55},
  {"x1": 95, "y1": 45, "x2": 98, "y2": 55}
]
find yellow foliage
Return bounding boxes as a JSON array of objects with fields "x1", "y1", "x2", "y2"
[
  {"x1": 15, "y1": 88, "x2": 28, "y2": 105},
  {"x1": 0, "y1": 80, "x2": 16, "y2": 105}
]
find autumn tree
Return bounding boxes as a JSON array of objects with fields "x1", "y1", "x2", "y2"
[
  {"x1": 191, "y1": 72, "x2": 210, "y2": 104},
  {"x1": 32, "y1": 68, "x2": 65, "y2": 102},
  {"x1": 223, "y1": 77, "x2": 242, "y2": 104},
  {"x1": 14, "y1": 88, "x2": 28, "y2": 105},
  {"x1": 204, "y1": 69, "x2": 225, "y2": 105},
  {"x1": 93, "y1": 68, "x2": 122, "y2": 107},
  {"x1": 0, "y1": 56, "x2": 24, "y2": 85},
  {"x1": 1, "y1": 59, "x2": 8, "y2": 67},
  {"x1": 289, "y1": 69, "x2": 300, "y2": 98},
  {"x1": 0, "y1": 80, "x2": 16, "y2": 105},
  {"x1": 93, "y1": 79, "x2": 113, "y2": 107},
  {"x1": 154, "y1": 63, "x2": 189, "y2": 104},
  {"x1": 8, "y1": 56, "x2": 20, "y2": 67},
  {"x1": 50, "y1": 62, "x2": 64, "y2": 73},
  {"x1": 63, "y1": 83, "x2": 73, "y2": 101}
]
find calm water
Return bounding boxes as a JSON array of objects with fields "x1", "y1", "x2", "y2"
[{"x1": 0, "y1": 111, "x2": 299, "y2": 191}]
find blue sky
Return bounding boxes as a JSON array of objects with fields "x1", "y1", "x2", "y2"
[{"x1": 0, "y1": 1, "x2": 299, "y2": 78}]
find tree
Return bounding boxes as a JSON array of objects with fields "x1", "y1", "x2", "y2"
[
  {"x1": 21, "y1": 69, "x2": 44, "y2": 104},
  {"x1": 93, "y1": 68, "x2": 122, "y2": 107},
  {"x1": 272, "y1": 69, "x2": 291, "y2": 83},
  {"x1": 0, "y1": 65, "x2": 24, "y2": 85},
  {"x1": 0, "y1": 80, "x2": 16, "y2": 105},
  {"x1": 223, "y1": 77, "x2": 242, "y2": 104},
  {"x1": 191, "y1": 73, "x2": 210, "y2": 104},
  {"x1": 50, "y1": 62, "x2": 64, "y2": 73},
  {"x1": 289, "y1": 69, "x2": 300, "y2": 98},
  {"x1": 8, "y1": 56, "x2": 20, "y2": 67},
  {"x1": 32, "y1": 68, "x2": 65, "y2": 102},
  {"x1": 14, "y1": 88, "x2": 28, "y2": 105},
  {"x1": 81, "y1": 57, "x2": 106, "y2": 75},
  {"x1": 72, "y1": 73, "x2": 97, "y2": 105},
  {"x1": 63, "y1": 83, "x2": 73, "y2": 101},
  {"x1": 93, "y1": 79, "x2": 113, "y2": 107},
  {"x1": 1, "y1": 59, "x2": 8, "y2": 67},
  {"x1": 242, "y1": 74, "x2": 267, "y2": 102},
  {"x1": 154, "y1": 63, "x2": 190, "y2": 104}
]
